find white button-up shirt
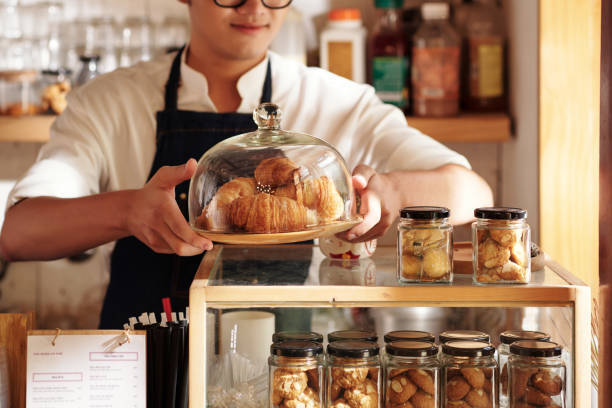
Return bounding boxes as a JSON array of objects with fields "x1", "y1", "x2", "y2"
[{"x1": 8, "y1": 50, "x2": 469, "y2": 209}]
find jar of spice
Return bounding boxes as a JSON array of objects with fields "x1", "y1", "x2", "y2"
[
  {"x1": 441, "y1": 341, "x2": 498, "y2": 407},
  {"x1": 327, "y1": 340, "x2": 381, "y2": 407},
  {"x1": 384, "y1": 341, "x2": 440, "y2": 408},
  {"x1": 269, "y1": 341, "x2": 324, "y2": 408},
  {"x1": 472, "y1": 207, "x2": 531, "y2": 284},
  {"x1": 397, "y1": 206, "x2": 453, "y2": 283},
  {"x1": 508, "y1": 341, "x2": 565, "y2": 408},
  {"x1": 498, "y1": 331, "x2": 551, "y2": 408}
]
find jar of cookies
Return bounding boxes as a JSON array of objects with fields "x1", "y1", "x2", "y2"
[
  {"x1": 472, "y1": 207, "x2": 531, "y2": 284},
  {"x1": 384, "y1": 330, "x2": 436, "y2": 344},
  {"x1": 384, "y1": 341, "x2": 440, "y2": 408},
  {"x1": 439, "y1": 330, "x2": 490, "y2": 344},
  {"x1": 398, "y1": 206, "x2": 453, "y2": 283},
  {"x1": 508, "y1": 341, "x2": 565, "y2": 408},
  {"x1": 269, "y1": 341, "x2": 324, "y2": 408},
  {"x1": 328, "y1": 330, "x2": 378, "y2": 343},
  {"x1": 498, "y1": 331, "x2": 550, "y2": 408},
  {"x1": 0, "y1": 70, "x2": 41, "y2": 116},
  {"x1": 441, "y1": 341, "x2": 498, "y2": 407},
  {"x1": 327, "y1": 340, "x2": 381, "y2": 408},
  {"x1": 273, "y1": 331, "x2": 324, "y2": 344}
]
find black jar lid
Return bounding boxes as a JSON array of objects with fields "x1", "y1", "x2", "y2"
[
  {"x1": 384, "y1": 330, "x2": 435, "y2": 344},
  {"x1": 439, "y1": 330, "x2": 490, "y2": 344},
  {"x1": 442, "y1": 341, "x2": 495, "y2": 357},
  {"x1": 270, "y1": 341, "x2": 323, "y2": 358},
  {"x1": 328, "y1": 330, "x2": 378, "y2": 343},
  {"x1": 500, "y1": 330, "x2": 551, "y2": 345},
  {"x1": 327, "y1": 340, "x2": 380, "y2": 358},
  {"x1": 386, "y1": 341, "x2": 438, "y2": 357},
  {"x1": 474, "y1": 207, "x2": 527, "y2": 220},
  {"x1": 400, "y1": 206, "x2": 450, "y2": 220},
  {"x1": 509, "y1": 340, "x2": 562, "y2": 357},
  {"x1": 272, "y1": 331, "x2": 324, "y2": 344}
]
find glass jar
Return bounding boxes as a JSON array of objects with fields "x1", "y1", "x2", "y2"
[
  {"x1": 439, "y1": 330, "x2": 490, "y2": 344},
  {"x1": 326, "y1": 340, "x2": 381, "y2": 407},
  {"x1": 498, "y1": 331, "x2": 550, "y2": 408},
  {"x1": 472, "y1": 207, "x2": 531, "y2": 284},
  {"x1": 508, "y1": 341, "x2": 565, "y2": 408},
  {"x1": 40, "y1": 69, "x2": 71, "y2": 115},
  {"x1": 397, "y1": 206, "x2": 453, "y2": 283},
  {"x1": 272, "y1": 331, "x2": 324, "y2": 344},
  {"x1": 75, "y1": 55, "x2": 100, "y2": 87},
  {"x1": 0, "y1": 70, "x2": 40, "y2": 116},
  {"x1": 328, "y1": 330, "x2": 378, "y2": 343},
  {"x1": 441, "y1": 341, "x2": 498, "y2": 407},
  {"x1": 384, "y1": 330, "x2": 435, "y2": 344},
  {"x1": 384, "y1": 341, "x2": 440, "y2": 408},
  {"x1": 269, "y1": 341, "x2": 324, "y2": 408}
]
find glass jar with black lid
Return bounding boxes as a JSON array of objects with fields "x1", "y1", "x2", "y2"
[
  {"x1": 498, "y1": 330, "x2": 551, "y2": 407},
  {"x1": 441, "y1": 341, "x2": 498, "y2": 408},
  {"x1": 384, "y1": 330, "x2": 436, "y2": 344},
  {"x1": 326, "y1": 340, "x2": 381, "y2": 407},
  {"x1": 384, "y1": 341, "x2": 440, "y2": 408},
  {"x1": 397, "y1": 206, "x2": 453, "y2": 283},
  {"x1": 439, "y1": 330, "x2": 490, "y2": 344},
  {"x1": 272, "y1": 331, "x2": 324, "y2": 344},
  {"x1": 328, "y1": 329, "x2": 378, "y2": 343},
  {"x1": 268, "y1": 341, "x2": 324, "y2": 408},
  {"x1": 508, "y1": 341, "x2": 565, "y2": 408},
  {"x1": 473, "y1": 207, "x2": 531, "y2": 284}
]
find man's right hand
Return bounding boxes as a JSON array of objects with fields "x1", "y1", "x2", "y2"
[{"x1": 126, "y1": 159, "x2": 213, "y2": 256}]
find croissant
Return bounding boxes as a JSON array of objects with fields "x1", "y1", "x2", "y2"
[
  {"x1": 196, "y1": 177, "x2": 256, "y2": 230},
  {"x1": 229, "y1": 194, "x2": 318, "y2": 233},
  {"x1": 275, "y1": 176, "x2": 344, "y2": 222},
  {"x1": 254, "y1": 157, "x2": 301, "y2": 189}
]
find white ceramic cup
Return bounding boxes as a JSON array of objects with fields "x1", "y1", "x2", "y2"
[{"x1": 220, "y1": 311, "x2": 275, "y2": 364}]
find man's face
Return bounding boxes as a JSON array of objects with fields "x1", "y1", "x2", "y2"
[{"x1": 185, "y1": 0, "x2": 288, "y2": 61}]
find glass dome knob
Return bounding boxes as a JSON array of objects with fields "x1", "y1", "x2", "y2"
[{"x1": 253, "y1": 103, "x2": 282, "y2": 130}]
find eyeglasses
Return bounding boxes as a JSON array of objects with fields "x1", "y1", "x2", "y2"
[{"x1": 213, "y1": 0, "x2": 292, "y2": 9}]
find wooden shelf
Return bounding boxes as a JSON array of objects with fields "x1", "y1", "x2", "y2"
[
  {"x1": 407, "y1": 113, "x2": 511, "y2": 143},
  {"x1": 0, "y1": 115, "x2": 55, "y2": 143},
  {"x1": 0, "y1": 113, "x2": 511, "y2": 144}
]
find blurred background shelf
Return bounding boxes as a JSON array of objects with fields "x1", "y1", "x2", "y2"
[{"x1": 0, "y1": 113, "x2": 511, "y2": 144}]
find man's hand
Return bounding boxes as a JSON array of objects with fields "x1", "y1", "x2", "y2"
[
  {"x1": 126, "y1": 159, "x2": 213, "y2": 256},
  {"x1": 339, "y1": 165, "x2": 399, "y2": 243}
]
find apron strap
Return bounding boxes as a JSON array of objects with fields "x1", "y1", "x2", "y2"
[{"x1": 163, "y1": 46, "x2": 272, "y2": 111}]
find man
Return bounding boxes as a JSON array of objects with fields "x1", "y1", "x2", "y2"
[{"x1": 0, "y1": 0, "x2": 493, "y2": 328}]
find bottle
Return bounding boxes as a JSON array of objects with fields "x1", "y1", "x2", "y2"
[
  {"x1": 455, "y1": 0, "x2": 507, "y2": 112},
  {"x1": 75, "y1": 55, "x2": 100, "y2": 87},
  {"x1": 369, "y1": 0, "x2": 409, "y2": 111},
  {"x1": 270, "y1": 7, "x2": 307, "y2": 65},
  {"x1": 320, "y1": 9, "x2": 367, "y2": 83},
  {"x1": 441, "y1": 341, "x2": 499, "y2": 407},
  {"x1": 497, "y1": 331, "x2": 551, "y2": 408},
  {"x1": 472, "y1": 207, "x2": 531, "y2": 284},
  {"x1": 412, "y1": 2, "x2": 461, "y2": 117},
  {"x1": 397, "y1": 206, "x2": 453, "y2": 283}
]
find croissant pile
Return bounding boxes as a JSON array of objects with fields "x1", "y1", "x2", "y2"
[{"x1": 196, "y1": 157, "x2": 345, "y2": 233}]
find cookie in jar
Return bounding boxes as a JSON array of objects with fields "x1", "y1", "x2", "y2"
[
  {"x1": 384, "y1": 341, "x2": 440, "y2": 408},
  {"x1": 508, "y1": 341, "x2": 565, "y2": 408},
  {"x1": 397, "y1": 206, "x2": 453, "y2": 283},
  {"x1": 269, "y1": 341, "x2": 324, "y2": 408},
  {"x1": 327, "y1": 340, "x2": 381, "y2": 408},
  {"x1": 472, "y1": 207, "x2": 531, "y2": 284}
]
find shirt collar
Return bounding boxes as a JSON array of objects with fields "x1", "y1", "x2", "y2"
[{"x1": 179, "y1": 46, "x2": 270, "y2": 113}]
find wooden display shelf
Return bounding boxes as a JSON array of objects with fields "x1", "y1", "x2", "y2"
[
  {"x1": 0, "y1": 113, "x2": 511, "y2": 143},
  {"x1": 189, "y1": 245, "x2": 590, "y2": 408}
]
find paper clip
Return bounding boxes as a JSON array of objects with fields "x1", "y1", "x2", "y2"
[{"x1": 51, "y1": 328, "x2": 61, "y2": 346}]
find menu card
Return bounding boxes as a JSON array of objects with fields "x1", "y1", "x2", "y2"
[{"x1": 26, "y1": 330, "x2": 146, "y2": 408}]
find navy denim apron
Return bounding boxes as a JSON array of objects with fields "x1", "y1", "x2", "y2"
[{"x1": 99, "y1": 48, "x2": 272, "y2": 329}]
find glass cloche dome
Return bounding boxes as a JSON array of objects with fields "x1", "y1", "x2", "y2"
[{"x1": 188, "y1": 103, "x2": 360, "y2": 244}]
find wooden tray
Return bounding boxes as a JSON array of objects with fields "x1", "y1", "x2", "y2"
[{"x1": 192, "y1": 217, "x2": 362, "y2": 245}]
